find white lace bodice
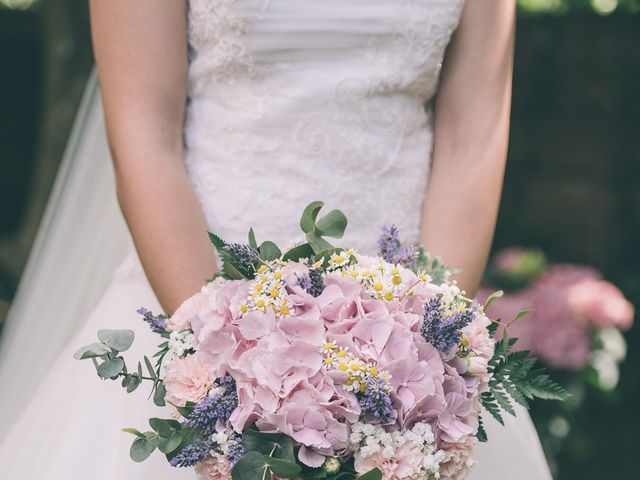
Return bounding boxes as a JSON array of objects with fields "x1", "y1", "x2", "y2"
[{"x1": 184, "y1": 0, "x2": 465, "y2": 254}]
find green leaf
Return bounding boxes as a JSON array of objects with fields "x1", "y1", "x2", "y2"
[
  {"x1": 282, "y1": 242, "x2": 315, "y2": 262},
  {"x1": 163, "y1": 425, "x2": 197, "y2": 464},
  {"x1": 476, "y1": 415, "x2": 488, "y2": 442},
  {"x1": 356, "y1": 468, "x2": 383, "y2": 480},
  {"x1": 491, "y1": 384, "x2": 515, "y2": 416},
  {"x1": 306, "y1": 229, "x2": 334, "y2": 254},
  {"x1": 266, "y1": 457, "x2": 302, "y2": 477},
  {"x1": 222, "y1": 262, "x2": 247, "y2": 280},
  {"x1": 149, "y1": 418, "x2": 173, "y2": 438},
  {"x1": 514, "y1": 309, "x2": 533, "y2": 321},
  {"x1": 97, "y1": 329, "x2": 135, "y2": 352},
  {"x1": 130, "y1": 436, "x2": 158, "y2": 462},
  {"x1": 259, "y1": 241, "x2": 282, "y2": 261},
  {"x1": 158, "y1": 429, "x2": 183, "y2": 455},
  {"x1": 173, "y1": 402, "x2": 195, "y2": 418},
  {"x1": 483, "y1": 290, "x2": 504, "y2": 311},
  {"x1": 126, "y1": 374, "x2": 142, "y2": 393},
  {"x1": 208, "y1": 231, "x2": 226, "y2": 250},
  {"x1": 144, "y1": 356, "x2": 157, "y2": 380},
  {"x1": 122, "y1": 427, "x2": 146, "y2": 438},
  {"x1": 97, "y1": 356, "x2": 125, "y2": 378},
  {"x1": 149, "y1": 418, "x2": 183, "y2": 454},
  {"x1": 232, "y1": 451, "x2": 269, "y2": 480},
  {"x1": 480, "y1": 391, "x2": 504, "y2": 425},
  {"x1": 248, "y1": 228, "x2": 258, "y2": 249},
  {"x1": 525, "y1": 371, "x2": 571, "y2": 401},
  {"x1": 315, "y1": 209, "x2": 348, "y2": 239},
  {"x1": 153, "y1": 382, "x2": 166, "y2": 407},
  {"x1": 300, "y1": 201, "x2": 325, "y2": 234},
  {"x1": 73, "y1": 342, "x2": 111, "y2": 360},
  {"x1": 242, "y1": 429, "x2": 295, "y2": 462}
]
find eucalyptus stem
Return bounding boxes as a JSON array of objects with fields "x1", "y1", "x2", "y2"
[{"x1": 118, "y1": 372, "x2": 157, "y2": 382}]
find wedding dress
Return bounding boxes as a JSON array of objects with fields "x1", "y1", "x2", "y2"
[{"x1": 0, "y1": 0, "x2": 552, "y2": 478}]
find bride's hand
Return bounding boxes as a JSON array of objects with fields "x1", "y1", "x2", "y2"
[
  {"x1": 420, "y1": 0, "x2": 516, "y2": 297},
  {"x1": 90, "y1": 0, "x2": 217, "y2": 314}
]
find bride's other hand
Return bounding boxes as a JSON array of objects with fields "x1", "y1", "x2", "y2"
[
  {"x1": 420, "y1": 0, "x2": 516, "y2": 298},
  {"x1": 89, "y1": 0, "x2": 216, "y2": 314}
]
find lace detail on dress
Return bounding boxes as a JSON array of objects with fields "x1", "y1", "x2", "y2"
[{"x1": 184, "y1": 0, "x2": 466, "y2": 255}]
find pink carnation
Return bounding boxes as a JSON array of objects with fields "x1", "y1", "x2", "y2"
[
  {"x1": 439, "y1": 435, "x2": 478, "y2": 480},
  {"x1": 164, "y1": 355, "x2": 217, "y2": 407},
  {"x1": 354, "y1": 438, "x2": 425, "y2": 479},
  {"x1": 167, "y1": 286, "x2": 214, "y2": 332},
  {"x1": 195, "y1": 453, "x2": 232, "y2": 480},
  {"x1": 567, "y1": 279, "x2": 634, "y2": 330}
]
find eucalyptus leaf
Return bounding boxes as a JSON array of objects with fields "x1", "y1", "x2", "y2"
[
  {"x1": 97, "y1": 329, "x2": 135, "y2": 352},
  {"x1": 122, "y1": 427, "x2": 145, "y2": 438},
  {"x1": 315, "y1": 209, "x2": 347, "y2": 238},
  {"x1": 130, "y1": 436, "x2": 158, "y2": 462},
  {"x1": 158, "y1": 429, "x2": 183, "y2": 454},
  {"x1": 259, "y1": 241, "x2": 282, "y2": 261},
  {"x1": 300, "y1": 201, "x2": 324, "y2": 233},
  {"x1": 144, "y1": 356, "x2": 157, "y2": 380},
  {"x1": 73, "y1": 342, "x2": 111, "y2": 360},
  {"x1": 149, "y1": 418, "x2": 175, "y2": 438},
  {"x1": 306, "y1": 229, "x2": 334, "y2": 254},
  {"x1": 174, "y1": 401, "x2": 196, "y2": 418},
  {"x1": 282, "y1": 242, "x2": 314, "y2": 262},
  {"x1": 97, "y1": 356, "x2": 125, "y2": 378},
  {"x1": 126, "y1": 374, "x2": 142, "y2": 393},
  {"x1": 232, "y1": 451, "x2": 269, "y2": 480},
  {"x1": 153, "y1": 382, "x2": 167, "y2": 407}
]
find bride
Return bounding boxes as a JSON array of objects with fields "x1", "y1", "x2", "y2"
[{"x1": 0, "y1": 0, "x2": 552, "y2": 478}]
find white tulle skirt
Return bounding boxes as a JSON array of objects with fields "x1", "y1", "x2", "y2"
[{"x1": 0, "y1": 246, "x2": 552, "y2": 479}]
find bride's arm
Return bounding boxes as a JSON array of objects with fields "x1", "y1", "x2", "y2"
[
  {"x1": 90, "y1": 0, "x2": 216, "y2": 313},
  {"x1": 419, "y1": 1, "x2": 516, "y2": 297}
]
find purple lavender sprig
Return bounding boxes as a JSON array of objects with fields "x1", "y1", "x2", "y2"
[
  {"x1": 137, "y1": 307, "x2": 167, "y2": 335},
  {"x1": 296, "y1": 256, "x2": 325, "y2": 297},
  {"x1": 226, "y1": 432, "x2": 245, "y2": 466},
  {"x1": 169, "y1": 439, "x2": 215, "y2": 468},
  {"x1": 421, "y1": 297, "x2": 473, "y2": 352},
  {"x1": 378, "y1": 225, "x2": 418, "y2": 267},
  {"x1": 184, "y1": 375, "x2": 238, "y2": 436},
  {"x1": 357, "y1": 374, "x2": 396, "y2": 424}
]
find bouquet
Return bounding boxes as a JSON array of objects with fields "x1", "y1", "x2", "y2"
[{"x1": 75, "y1": 202, "x2": 567, "y2": 480}]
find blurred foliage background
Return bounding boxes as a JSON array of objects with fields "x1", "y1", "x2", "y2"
[{"x1": 0, "y1": 0, "x2": 638, "y2": 478}]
